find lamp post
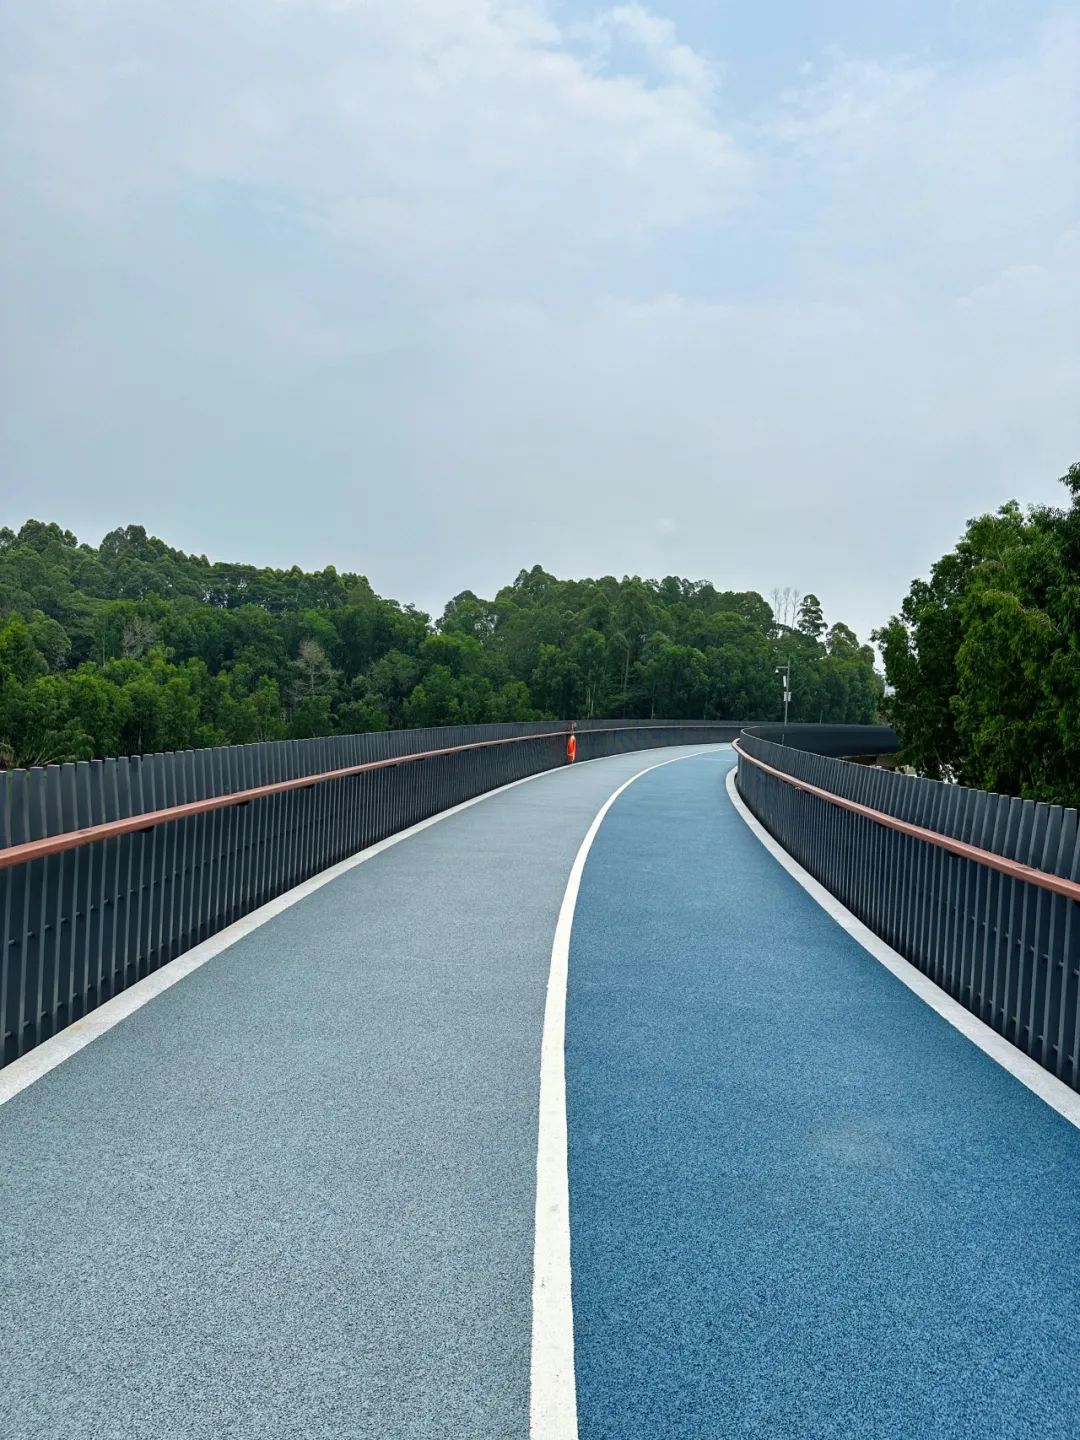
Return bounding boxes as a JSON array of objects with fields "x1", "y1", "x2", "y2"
[{"x1": 775, "y1": 660, "x2": 791, "y2": 738}]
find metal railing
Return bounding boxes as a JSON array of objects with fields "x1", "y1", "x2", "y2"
[
  {"x1": 0, "y1": 719, "x2": 737, "y2": 1067},
  {"x1": 742, "y1": 722, "x2": 898, "y2": 758},
  {"x1": 735, "y1": 732, "x2": 1080, "y2": 1092}
]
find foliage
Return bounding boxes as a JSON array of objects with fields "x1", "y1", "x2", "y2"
[
  {"x1": 797, "y1": 593, "x2": 825, "y2": 639},
  {"x1": 0, "y1": 520, "x2": 881, "y2": 765},
  {"x1": 875, "y1": 463, "x2": 1080, "y2": 804}
]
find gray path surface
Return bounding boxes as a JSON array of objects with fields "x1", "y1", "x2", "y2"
[{"x1": 0, "y1": 747, "x2": 713, "y2": 1440}]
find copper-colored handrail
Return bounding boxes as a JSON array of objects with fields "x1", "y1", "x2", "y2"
[
  {"x1": 573, "y1": 724, "x2": 733, "y2": 735},
  {"x1": 0, "y1": 731, "x2": 569, "y2": 871},
  {"x1": 0, "y1": 723, "x2": 732, "y2": 870},
  {"x1": 733, "y1": 739, "x2": 1080, "y2": 904}
]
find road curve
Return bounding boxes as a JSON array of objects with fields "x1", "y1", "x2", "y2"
[
  {"x1": 4, "y1": 744, "x2": 1079, "y2": 1440},
  {"x1": 0, "y1": 746, "x2": 714, "y2": 1440},
  {"x1": 566, "y1": 751, "x2": 1080, "y2": 1439}
]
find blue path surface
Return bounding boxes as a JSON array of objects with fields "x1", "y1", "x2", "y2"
[{"x1": 567, "y1": 751, "x2": 1080, "y2": 1439}]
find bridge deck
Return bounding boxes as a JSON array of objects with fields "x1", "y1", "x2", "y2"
[{"x1": 2, "y1": 748, "x2": 1078, "y2": 1439}]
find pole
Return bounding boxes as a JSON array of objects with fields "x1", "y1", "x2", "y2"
[{"x1": 776, "y1": 660, "x2": 791, "y2": 742}]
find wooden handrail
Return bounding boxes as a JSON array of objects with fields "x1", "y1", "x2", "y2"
[{"x1": 733, "y1": 739, "x2": 1080, "y2": 904}]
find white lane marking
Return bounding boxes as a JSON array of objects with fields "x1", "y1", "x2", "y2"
[
  {"x1": 0, "y1": 746, "x2": 715, "y2": 1109},
  {"x1": 725, "y1": 764, "x2": 1080, "y2": 1130},
  {"x1": 530, "y1": 748, "x2": 725, "y2": 1440}
]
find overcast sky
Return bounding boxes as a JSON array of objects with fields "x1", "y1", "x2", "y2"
[{"x1": 3, "y1": 0, "x2": 1078, "y2": 641}]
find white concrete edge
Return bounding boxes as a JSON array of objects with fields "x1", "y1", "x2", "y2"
[
  {"x1": 0, "y1": 746, "x2": 710, "y2": 1109},
  {"x1": 530, "y1": 748, "x2": 723, "y2": 1440},
  {"x1": 725, "y1": 763, "x2": 1080, "y2": 1130}
]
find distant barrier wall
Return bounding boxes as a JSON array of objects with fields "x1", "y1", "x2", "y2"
[{"x1": 742, "y1": 722, "x2": 898, "y2": 758}]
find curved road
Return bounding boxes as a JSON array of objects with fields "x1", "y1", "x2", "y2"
[
  {"x1": 2, "y1": 747, "x2": 1078, "y2": 1439},
  {"x1": 567, "y1": 752, "x2": 1080, "y2": 1439}
]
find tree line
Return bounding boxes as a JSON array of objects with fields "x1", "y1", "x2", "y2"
[
  {"x1": 877, "y1": 462, "x2": 1080, "y2": 806},
  {"x1": 0, "y1": 520, "x2": 881, "y2": 766}
]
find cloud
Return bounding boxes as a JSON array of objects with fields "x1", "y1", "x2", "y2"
[
  {"x1": 768, "y1": 55, "x2": 936, "y2": 150},
  {"x1": 760, "y1": 14, "x2": 1080, "y2": 296},
  {"x1": 575, "y1": 3, "x2": 720, "y2": 103},
  {"x1": 0, "y1": 2, "x2": 1077, "y2": 645},
  {"x1": 3, "y1": 0, "x2": 751, "y2": 268}
]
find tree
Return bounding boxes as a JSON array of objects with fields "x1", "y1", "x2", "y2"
[
  {"x1": 418, "y1": 631, "x2": 485, "y2": 677},
  {"x1": 797, "y1": 594, "x2": 826, "y2": 639},
  {"x1": 531, "y1": 644, "x2": 584, "y2": 718},
  {"x1": 0, "y1": 616, "x2": 48, "y2": 684},
  {"x1": 641, "y1": 637, "x2": 708, "y2": 718},
  {"x1": 494, "y1": 679, "x2": 535, "y2": 721},
  {"x1": 437, "y1": 590, "x2": 497, "y2": 643},
  {"x1": 770, "y1": 586, "x2": 801, "y2": 630},
  {"x1": 825, "y1": 621, "x2": 859, "y2": 656},
  {"x1": 403, "y1": 666, "x2": 496, "y2": 727},
  {"x1": 336, "y1": 696, "x2": 389, "y2": 735},
  {"x1": 28, "y1": 612, "x2": 72, "y2": 670},
  {"x1": 611, "y1": 579, "x2": 659, "y2": 700},
  {"x1": 121, "y1": 615, "x2": 158, "y2": 659},
  {"x1": 569, "y1": 629, "x2": 607, "y2": 718},
  {"x1": 367, "y1": 651, "x2": 421, "y2": 726},
  {"x1": 877, "y1": 465, "x2": 1080, "y2": 802},
  {"x1": 288, "y1": 695, "x2": 336, "y2": 739},
  {"x1": 290, "y1": 639, "x2": 337, "y2": 703},
  {"x1": 0, "y1": 515, "x2": 882, "y2": 760}
]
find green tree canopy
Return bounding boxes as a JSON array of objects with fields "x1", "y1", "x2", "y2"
[
  {"x1": 797, "y1": 593, "x2": 826, "y2": 639},
  {"x1": 0, "y1": 517, "x2": 881, "y2": 765},
  {"x1": 876, "y1": 463, "x2": 1080, "y2": 802}
]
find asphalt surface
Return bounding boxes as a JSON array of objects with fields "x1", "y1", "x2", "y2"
[
  {"x1": 566, "y1": 750, "x2": 1080, "y2": 1439},
  {"x1": 0, "y1": 747, "x2": 711, "y2": 1440}
]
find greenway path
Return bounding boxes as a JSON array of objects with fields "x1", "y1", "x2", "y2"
[{"x1": 2, "y1": 747, "x2": 1078, "y2": 1439}]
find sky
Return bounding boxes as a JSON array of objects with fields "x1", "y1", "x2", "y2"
[{"x1": 2, "y1": 0, "x2": 1078, "y2": 642}]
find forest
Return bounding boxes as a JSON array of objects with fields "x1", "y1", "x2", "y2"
[
  {"x1": 876, "y1": 462, "x2": 1080, "y2": 806},
  {"x1": 0, "y1": 521, "x2": 881, "y2": 766}
]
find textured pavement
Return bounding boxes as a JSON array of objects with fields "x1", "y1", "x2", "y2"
[
  {"x1": 566, "y1": 751, "x2": 1080, "y2": 1439},
  {"x1": 0, "y1": 748, "x2": 710, "y2": 1440},
  {"x1": 5, "y1": 744, "x2": 1079, "y2": 1440}
]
